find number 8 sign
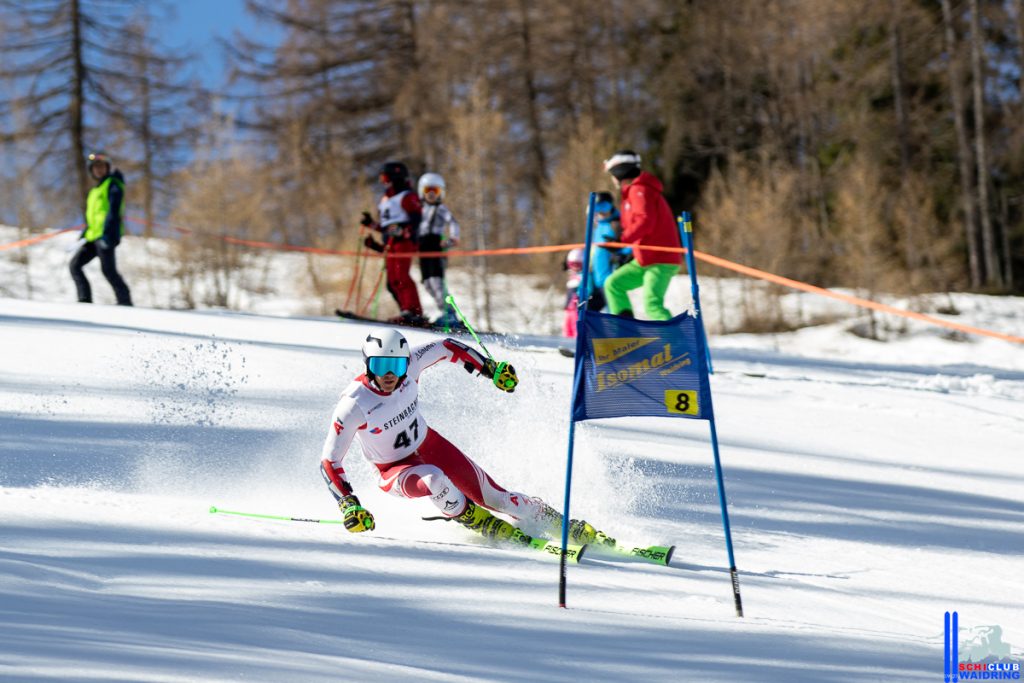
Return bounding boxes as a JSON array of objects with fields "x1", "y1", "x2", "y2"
[{"x1": 664, "y1": 390, "x2": 699, "y2": 416}]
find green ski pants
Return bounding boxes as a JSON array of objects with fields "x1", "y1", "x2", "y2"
[{"x1": 603, "y1": 261, "x2": 679, "y2": 320}]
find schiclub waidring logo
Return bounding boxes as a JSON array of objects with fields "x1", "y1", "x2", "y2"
[{"x1": 945, "y1": 611, "x2": 1021, "y2": 681}]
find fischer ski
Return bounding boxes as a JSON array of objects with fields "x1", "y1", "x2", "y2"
[
  {"x1": 422, "y1": 515, "x2": 587, "y2": 563},
  {"x1": 592, "y1": 542, "x2": 675, "y2": 566},
  {"x1": 527, "y1": 537, "x2": 587, "y2": 563},
  {"x1": 561, "y1": 520, "x2": 675, "y2": 567}
]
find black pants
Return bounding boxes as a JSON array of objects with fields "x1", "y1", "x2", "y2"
[
  {"x1": 418, "y1": 234, "x2": 446, "y2": 281},
  {"x1": 70, "y1": 242, "x2": 132, "y2": 305}
]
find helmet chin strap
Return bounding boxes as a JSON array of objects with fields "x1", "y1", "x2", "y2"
[{"x1": 370, "y1": 373, "x2": 405, "y2": 392}]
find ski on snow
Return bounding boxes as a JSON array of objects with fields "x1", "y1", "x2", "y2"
[
  {"x1": 336, "y1": 309, "x2": 486, "y2": 336},
  {"x1": 421, "y1": 515, "x2": 587, "y2": 563},
  {"x1": 526, "y1": 536, "x2": 588, "y2": 563},
  {"x1": 588, "y1": 541, "x2": 675, "y2": 566},
  {"x1": 336, "y1": 308, "x2": 439, "y2": 328},
  {"x1": 422, "y1": 515, "x2": 673, "y2": 566}
]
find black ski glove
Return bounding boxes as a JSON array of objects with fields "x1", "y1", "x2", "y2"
[
  {"x1": 363, "y1": 235, "x2": 385, "y2": 253},
  {"x1": 360, "y1": 211, "x2": 375, "y2": 228}
]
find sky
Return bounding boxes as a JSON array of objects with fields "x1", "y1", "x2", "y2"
[{"x1": 158, "y1": 0, "x2": 265, "y2": 86}]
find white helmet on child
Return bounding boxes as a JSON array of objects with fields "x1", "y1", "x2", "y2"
[
  {"x1": 417, "y1": 172, "x2": 446, "y2": 201},
  {"x1": 565, "y1": 248, "x2": 584, "y2": 272},
  {"x1": 362, "y1": 328, "x2": 411, "y2": 382}
]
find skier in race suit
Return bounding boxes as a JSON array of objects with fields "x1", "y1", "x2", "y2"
[
  {"x1": 361, "y1": 161, "x2": 424, "y2": 324},
  {"x1": 319, "y1": 327, "x2": 613, "y2": 546}
]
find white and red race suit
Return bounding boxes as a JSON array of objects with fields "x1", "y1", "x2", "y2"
[{"x1": 320, "y1": 338, "x2": 544, "y2": 523}]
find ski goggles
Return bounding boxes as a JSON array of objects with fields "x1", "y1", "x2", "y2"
[
  {"x1": 368, "y1": 356, "x2": 409, "y2": 377},
  {"x1": 422, "y1": 185, "x2": 443, "y2": 197}
]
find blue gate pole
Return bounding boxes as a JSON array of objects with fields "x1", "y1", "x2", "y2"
[
  {"x1": 559, "y1": 191, "x2": 598, "y2": 608},
  {"x1": 707, "y1": 400, "x2": 744, "y2": 617},
  {"x1": 679, "y1": 211, "x2": 743, "y2": 617},
  {"x1": 678, "y1": 212, "x2": 713, "y2": 374}
]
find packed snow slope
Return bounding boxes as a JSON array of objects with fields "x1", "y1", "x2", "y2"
[{"x1": 1, "y1": 297, "x2": 1023, "y2": 682}]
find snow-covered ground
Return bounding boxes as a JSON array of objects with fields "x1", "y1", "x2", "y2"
[{"x1": 2, "y1": 226, "x2": 1023, "y2": 681}]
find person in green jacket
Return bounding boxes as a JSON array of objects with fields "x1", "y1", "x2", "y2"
[{"x1": 70, "y1": 152, "x2": 132, "y2": 306}]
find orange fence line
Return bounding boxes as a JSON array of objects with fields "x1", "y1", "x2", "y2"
[
  {"x1": 190, "y1": 234, "x2": 1024, "y2": 344},
  {"x1": 0, "y1": 226, "x2": 80, "y2": 252},
  {"x1": 218, "y1": 234, "x2": 580, "y2": 258},
  {"x1": 5, "y1": 217, "x2": 1022, "y2": 344},
  {"x1": 689, "y1": 249, "x2": 1024, "y2": 344},
  {"x1": 589, "y1": 242, "x2": 1023, "y2": 344}
]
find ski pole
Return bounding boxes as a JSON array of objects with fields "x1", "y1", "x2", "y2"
[
  {"x1": 359, "y1": 238, "x2": 389, "y2": 317},
  {"x1": 209, "y1": 505, "x2": 344, "y2": 525},
  {"x1": 369, "y1": 237, "x2": 392, "y2": 319},
  {"x1": 440, "y1": 277, "x2": 451, "y2": 334},
  {"x1": 210, "y1": 505, "x2": 583, "y2": 561},
  {"x1": 445, "y1": 293, "x2": 494, "y2": 360},
  {"x1": 343, "y1": 230, "x2": 366, "y2": 312},
  {"x1": 445, "y1": 294, "x2": 516, "y2": 391}
]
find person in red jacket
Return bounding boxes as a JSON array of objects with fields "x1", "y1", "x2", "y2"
[
  {"x1": 361, "y1": 161, "x2": 425, "y2": 324},
  {"x1": 601, "y1": 150, "x2": 681, "y2": 320}
]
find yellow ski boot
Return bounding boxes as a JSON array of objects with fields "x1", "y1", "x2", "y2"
[
  {"x1": 455, "y1": 501, "x2": 531, "y2": 546},
  {"x1": 537, "y1": 502, "x2": 617, "y2": 548}
]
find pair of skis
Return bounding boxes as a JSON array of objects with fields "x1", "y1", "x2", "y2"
[
  {"x1": 336, "y1": 308, "x2": 471, "y2": 334},
  {"x1": 524, "y1": 536, "x2": 674, "y2": 567},
  {"x1": 422, "y1": 514, "x2": 674, "y2": 567},
  {"x1": 500, "y1": 533, "x2": 674, "y2": 567},
  {"x1": 209, "y1": 505, "x2": 673, "y2": 567}
]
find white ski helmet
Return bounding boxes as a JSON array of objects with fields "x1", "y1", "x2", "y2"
[
  {"x1": 417, "y1": 172, "x2": 446, "y2": 201},
  {"x1": 362, "y1": 328, "x2": 411, "y2": 382},
  {"x1": 565, "y1": 248, "x2": 584, "y2": 272},
  {"x1": 604, "y1": 150, "x2": 642, "y2": 181}
]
